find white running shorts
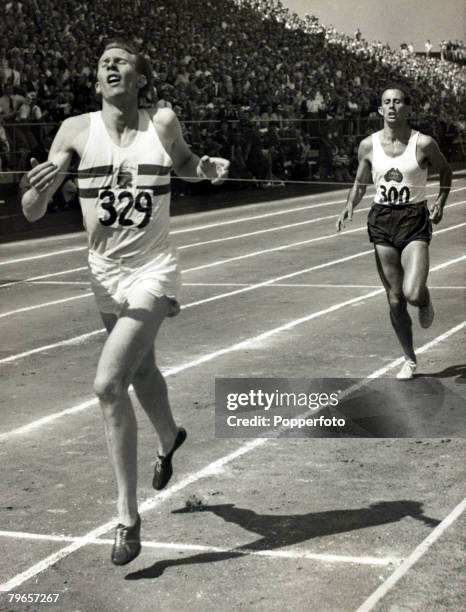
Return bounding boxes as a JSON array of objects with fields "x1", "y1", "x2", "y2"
[{"x1": 88, "y1": 246, "x2": 181, "y2": 315}]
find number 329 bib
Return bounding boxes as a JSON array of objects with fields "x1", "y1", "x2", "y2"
[{"x1": 98, "y1": 188, "x2": 155, "y2": 230}]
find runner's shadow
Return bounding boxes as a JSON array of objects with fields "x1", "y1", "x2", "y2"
[
  {"x1": 125, "y1": 500, "x2": 439, "y2": 580},
  {"x1": 415, "y1": 364, "x2": 466, "y2": 383}
]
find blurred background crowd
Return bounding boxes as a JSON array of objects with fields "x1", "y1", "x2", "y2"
[{"x1": 1, "y1": 0, "x2": 465, "y2": 205}]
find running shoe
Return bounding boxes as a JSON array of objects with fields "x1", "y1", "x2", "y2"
[
  {"x1": 111, "y1": 514, "x2": 141, "y2": 565},
  {"x1": 418, "y1": 296, "x2": 434, "y2": 329},
  {"x1": 167, "y1": 298, "x2": 181, "y2": 318},
  {"x1": 396, "y1": 360, "x2": 417, "y2": 380},
  {"x1": 152, "y1": 427, "x2": 187, "y2": 490}
]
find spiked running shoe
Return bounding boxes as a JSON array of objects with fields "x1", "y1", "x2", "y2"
[
  {"x1": 418, "y1": 296, "x2": 434, "y2": 329},
  {"x1": 152, "y1": 427, "x2": 187, "y2": 490},
  {"x1": 396, "y1": 360, "x2": 417, "y2": 380},
  {"x1": 111, "y1": 514, "x2": 141, "y2": 566}
]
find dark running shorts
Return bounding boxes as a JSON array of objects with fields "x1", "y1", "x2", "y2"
[{"x1": 367, "y1": 202, "x2": 432, "y2": 250}]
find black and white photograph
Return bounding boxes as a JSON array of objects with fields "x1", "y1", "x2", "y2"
[{"x1": 0, "y1": 0, "x2": 465, "y2": 610}]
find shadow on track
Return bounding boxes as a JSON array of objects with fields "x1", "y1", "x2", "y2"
[{"x1": 125, "y1": 500, "x2": 439, "y2": 580}]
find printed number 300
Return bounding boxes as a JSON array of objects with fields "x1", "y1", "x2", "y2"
[
  {"x1": 380, "y1": 185, "x2": 410, "y2": 204},
  {"x1": 98, "y1": 190, "x2": 153, "y2": 229}
]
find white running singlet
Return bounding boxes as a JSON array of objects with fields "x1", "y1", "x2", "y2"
[
  {"x1": 77, "y1": 110, "x2": 173, "y2": 259},
  {"x1": 371, "y1": 130, "x2": 427, "y2": 206}
]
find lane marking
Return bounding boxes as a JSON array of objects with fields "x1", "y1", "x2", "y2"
[
  {"x1": 1, "y1": 183, "x2": 462, "y2": 267},
  {"x1": 26, "y1": 281, "x2": 92, "y2": 286},
  {"x1": 0, "y1": 246, "x2": 86, "y2": 267},
  {"x1": 0, "y1": 237, "x2": 464, "y2": 363},
  {"x1": 178, "y1": 210, "x2": 360, "y2": 250},
  {"x1": 0, "y1": 531, "x2": 401, "y2": 567},
  {"x1": 355, "y1": 497, "x2": 466, "y2": 612},
  {"x1": 0, "y1": 250, "x2": 373, "y2": 364},
  {"x1": 1, "y1": 198, "x2": 464, "y2": 293},
  {"x1": 0, "y1": 293, "x2": 93, "y2": 320},
  {"x1": 0, "y1": 330, "x2": 104, "y2": 366},
  {"x1": 183, "y1": 217, "x2": 466, "y2": 274},
  {"x1": 172, "y1": 183, "x2": 465, "y2": 235},
  {"x1": 0, "y1": 321, "x2": 463, "y2": 591},
  {"x1": 0, "y1": 267, "x2": 88, "y2": 290},
  {"x1": 1, "y1": 254, "x2": 464, "y2": 439},
  {"x1": 0, "y1": 438, "x2": 266, "y2": 592},
  {"x1": 186, "y1": 283, "x2": 466, "y2": 290}
]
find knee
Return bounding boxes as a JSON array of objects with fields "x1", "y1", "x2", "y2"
[
  {"x1": 404, "y1": 285, "x2": 423, "y2": 307},
  {"x1": 387, "y1": 291, "x2": 406, "y2": 316},
  {"x1": 94, "y1": 372, "x2": 126, "y2": 407}
]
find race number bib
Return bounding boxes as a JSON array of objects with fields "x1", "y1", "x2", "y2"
[
  {"x1": 97, "y1": 188, "x2": 155, "y2": 230},
  {"x1": 379, "y1": 184, "x2": 411, "y2": 205}
]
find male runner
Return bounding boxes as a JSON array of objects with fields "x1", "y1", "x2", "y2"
[
  {"x1": 336, "y1": 86, "x2": 452, "y2": 380},
  {"x1": 21, "y1": 40, "x2": 229, "y2": 565}
]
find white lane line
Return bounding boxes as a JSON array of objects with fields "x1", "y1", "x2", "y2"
[
  {"x1": 0, "y1": 531, "x2": 401, "y2": 567},
  {"x1": 27, "y1": 281, "x2": 92, "y2": 286},
  {"x1": 0, "y1": 249, "x2": 373, "y2": 365},
  {"x1": 178, "y1": 246, "x2": 466, "y2": 310},
  {"x1": 182, "y1": 250, "x2": 373, "y2": 308},
  {"x1": 0, "y1": 293, "x2": 93, "y2": 320},
  {"x1": 1, "y1": 230, "x2": 464, "y2": 361},
  {"x1": 172, "y1": 183, "x2": 465, "y2": 235},
  {"x1": 1, "y1": 193, "x2": 464, "y2": 283},
  {"x1": 0, "y1": 267, "x2": 87, "y2": 289},
  {"x1": 0, "y1": 321, "x2": 463, "y2": 592},
  {"x1": 1, "y1": 254, "x2": 464, "y2": 439},
  {"x1": 0, "y1": 330, "x2": 104, "y2": 366},
  {"x1": 183, "y1": 216, "x2": 466, "y2": 274},
  {"x1": 1, "y1": 182, "x2": 462, "y2": 267},
  {"x1": 355, "y1": 497, "x2": 466, "y2": 612},
  {"x1": 0, "y1": 247, "x2": 86, "y2": 267},
  {"x1": 172, "y1": 196, "x2": 364, "y2": 234},
  {"x1": 187, "y1": 283, "x2": 466, "y2": 290},
  {"x1": 178, "y1": 211, "x2": 354, "y2": 250},
  {"x1": 0, "y1": 236, "x2": 369, "y2": 319},
  {"x1": 0, "y1": 438, "x2": 266, "y2": 592},
  {"x1": 0, "y1": 250, "x2": 371, "y2": 365},
  {"x1": 2, "y1": 196, "x2": 464, "y2": 292}
]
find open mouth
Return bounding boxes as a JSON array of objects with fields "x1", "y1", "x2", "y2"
[{"x1": 107, "y1": 74, "x2": 121, "y2": 85}]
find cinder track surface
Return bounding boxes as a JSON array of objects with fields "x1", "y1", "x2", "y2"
[{"x1": 0, "y1": 179, "x2": 464, "y2": 612}]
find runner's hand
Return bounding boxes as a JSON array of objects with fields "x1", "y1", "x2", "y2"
[
  {"x1": 336, "y1": 205, "x2": 353, "y2": 232},
  {"x1": 428, "y1": 200, "x2": 443, "y2": 224},
  {"x1": 197, "y1": 155, "x2": 230, "y2": 185},
  {"x1": 27, "y1": 158, "x2": 60, "y2": 193}
]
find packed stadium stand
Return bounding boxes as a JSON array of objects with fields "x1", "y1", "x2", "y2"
[{"x1": 0, "y1": 0, "x2": 465, "y2": 200}]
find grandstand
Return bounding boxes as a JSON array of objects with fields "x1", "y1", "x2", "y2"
[{"x1": 0, "y1": 0, "x2": 465, "y2": 202}]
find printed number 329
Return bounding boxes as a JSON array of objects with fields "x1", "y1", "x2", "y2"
[{"x1": 98, "y1": 190, "x2": 153, "y2": 229}]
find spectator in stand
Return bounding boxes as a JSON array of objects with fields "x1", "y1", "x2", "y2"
[
  {"x1": 333, "y1": 145, "x2": 352, "y2": 183},
  {"x1": 425, "y1": 40, "x2": 433, "y2": 59},
  {"x1": 14, "y1": 91, "x2": 42, "y2": 170},
  {"x1": 1, "y1": 0, "x2": 464, "y2": 181},
  {"x1": 0, "y1": 117, "x2": 10, "y2": 172}
]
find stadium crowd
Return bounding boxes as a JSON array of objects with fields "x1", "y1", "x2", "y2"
[{"x1": 1, "y1": 0, "x2": 465, "y2": 193}]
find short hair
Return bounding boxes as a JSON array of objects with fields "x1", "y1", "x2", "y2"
[
  {"x1": 100, "y1": 39, "x2": 152, "y2": 99},
  {"x1": 381, "y1": 85, "x2": 411, "y2": 106}
]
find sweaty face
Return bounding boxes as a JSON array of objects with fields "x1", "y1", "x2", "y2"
[
  {"x1": 96, "y1": 48, "x2": 141, "y2": 99},
  {"x1": 379, "y1": 89, "x2": 410, "y2": 124}
]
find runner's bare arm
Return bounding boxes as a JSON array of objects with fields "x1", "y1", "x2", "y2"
[
  {"x1": 154, "y1": 108, "x2": 229, "y2": 184},
  {"x1": 21, "y1": 117, "x2": 80, "y2": 222},
  {"x1": 336, "y1": 138, "x2": 372, "y2": 231},
  {"x1": 419, "y1": 134, "x2": 452, "y2": 224}
]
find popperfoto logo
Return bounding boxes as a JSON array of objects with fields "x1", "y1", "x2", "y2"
[
  {"x1": 215, "y1": 378, "x2": 466, "y2": 438},
  {"x1": 216, "y1": 379, "x2": 346, "y2": 438}
]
